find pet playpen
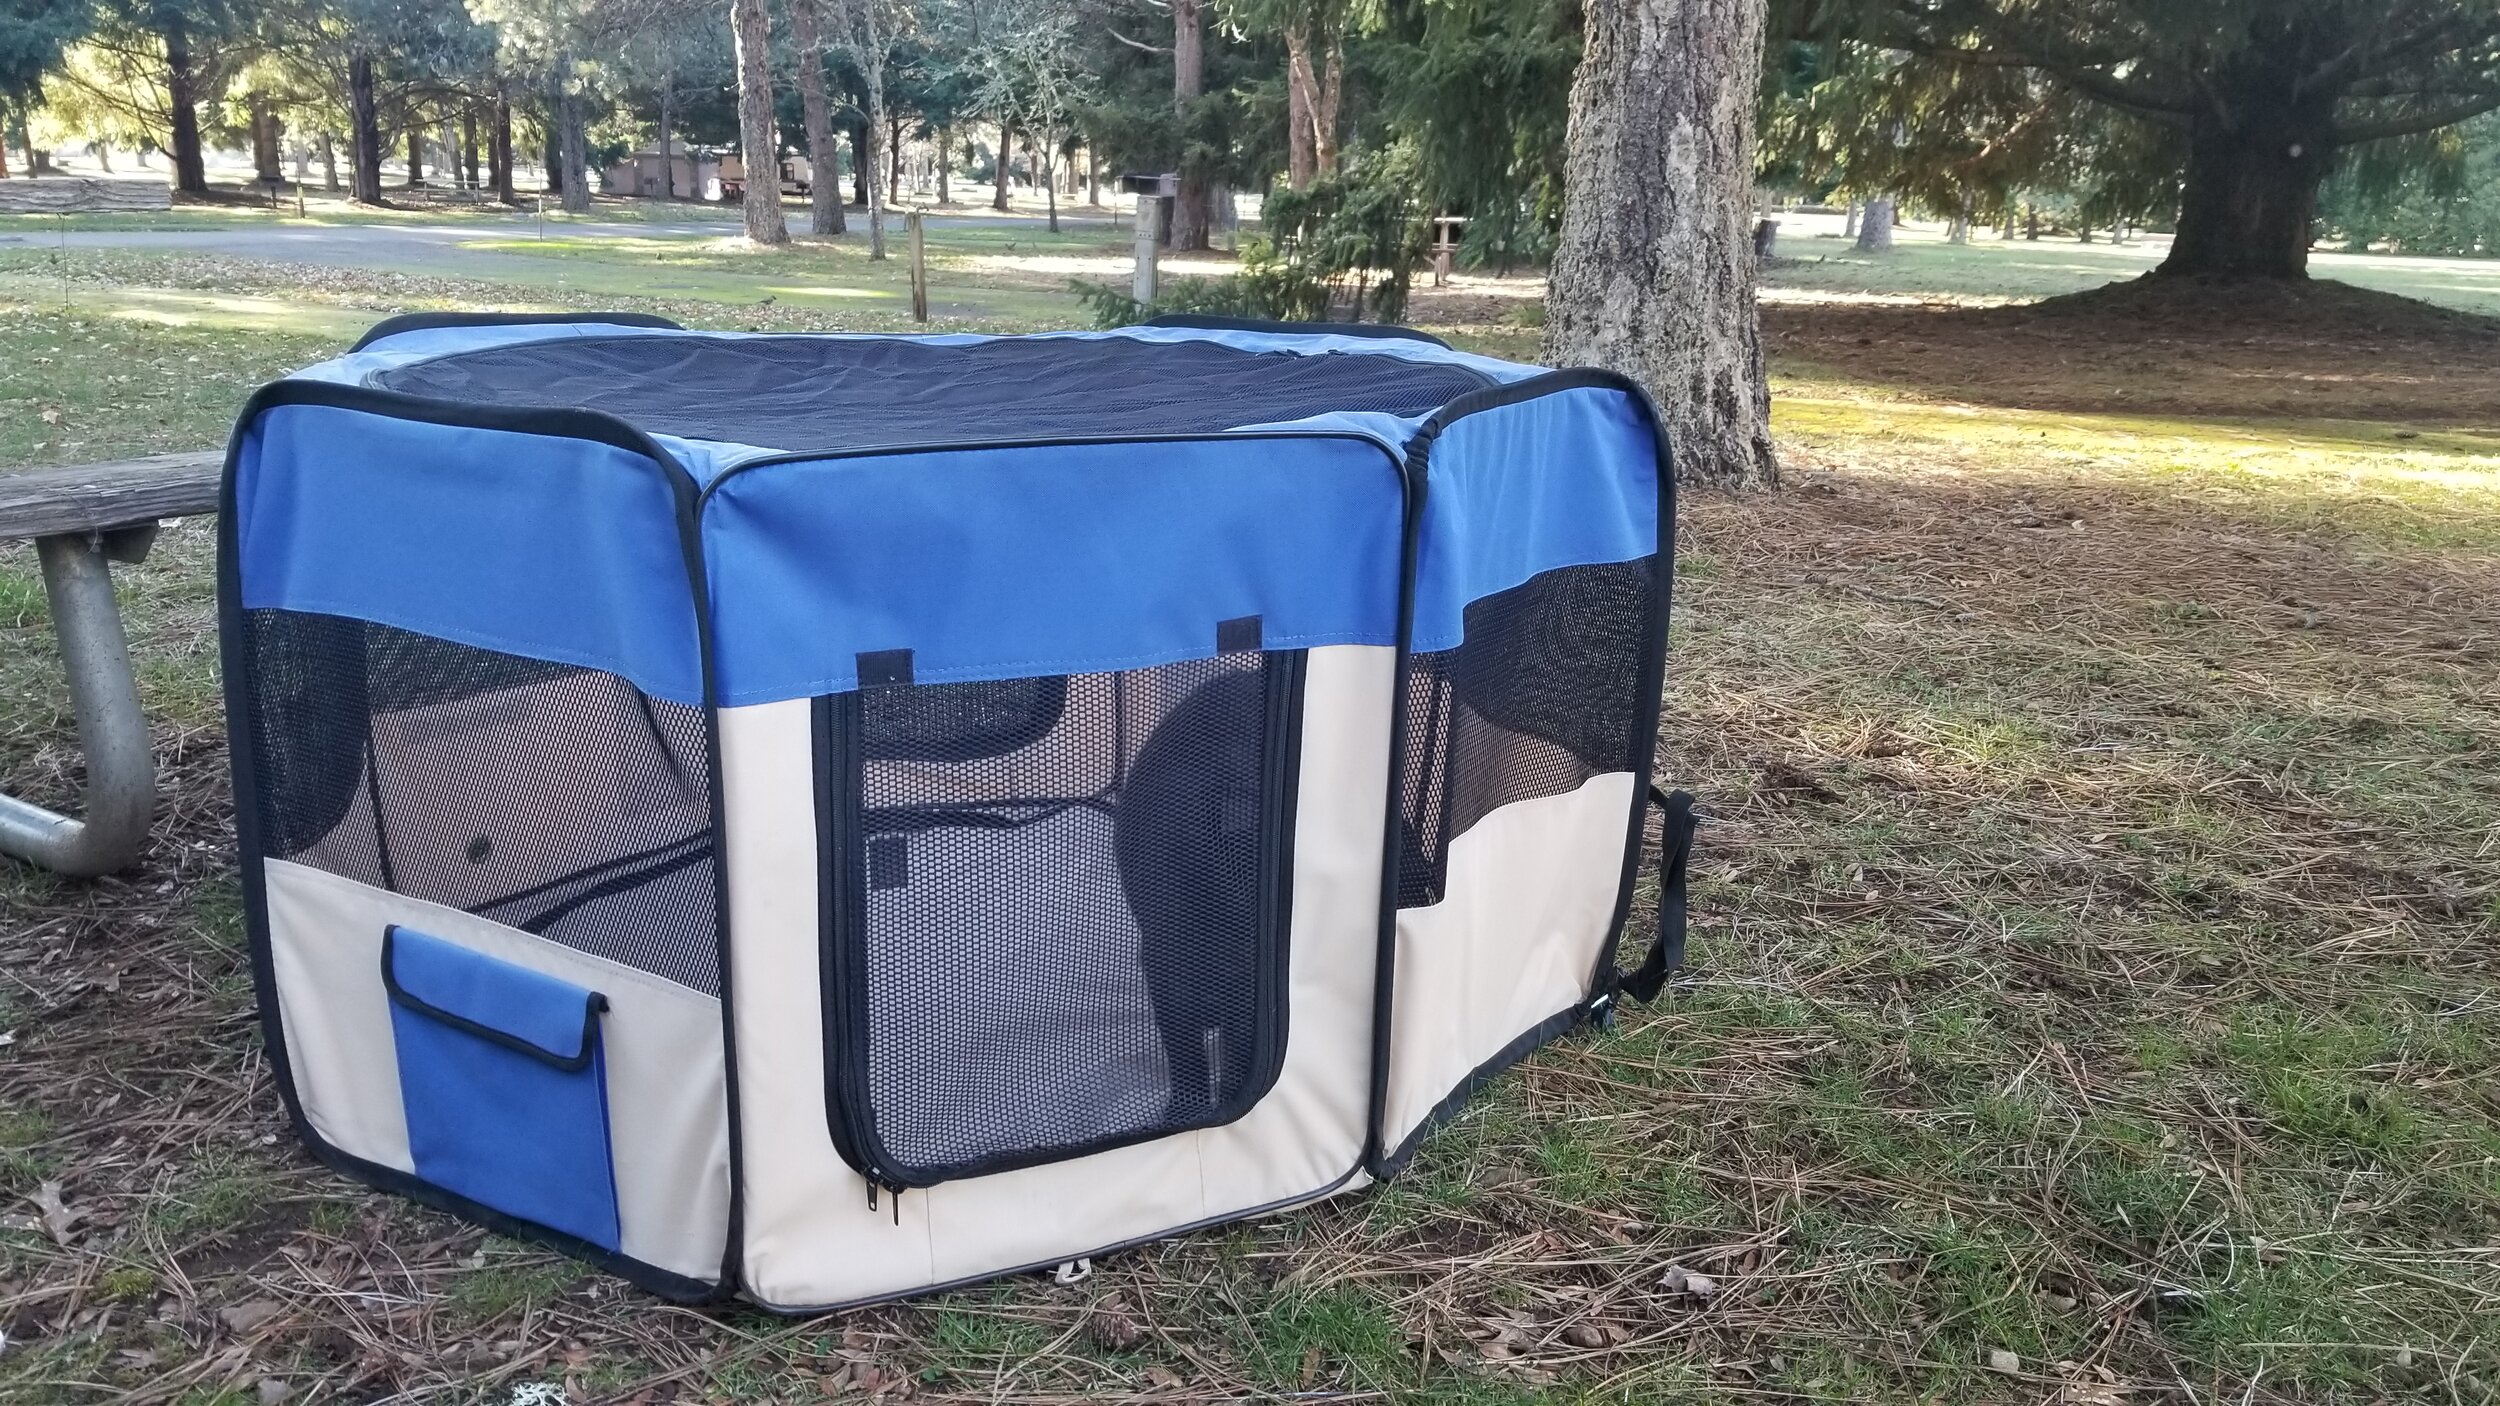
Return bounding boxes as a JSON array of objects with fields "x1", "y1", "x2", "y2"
[{"x1": 219, "y1": 313, "x2": 1695, "y2": 1308}]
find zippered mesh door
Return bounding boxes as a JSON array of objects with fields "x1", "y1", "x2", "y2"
[
  {"x1": 817, "y1": 649, "x2": 1304, "y2": 1188},
  {"x1": 238, "y1": 608, "x2": 719, "y2": 993},
  {"x1": 1396, "y1": 558, "x2": 1657, "y2": 908}
]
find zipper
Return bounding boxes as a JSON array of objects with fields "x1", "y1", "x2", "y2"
[{"x1": 814, "y1": 694, "x2": 915, "y2": 1201}]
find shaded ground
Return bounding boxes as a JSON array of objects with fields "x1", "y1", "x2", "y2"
[{"x1": 0, "y1": 245, "x2": 2495, "y2": 1404}]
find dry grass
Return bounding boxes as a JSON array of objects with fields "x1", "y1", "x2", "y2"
[{"x1": 0, "y1": 258, "x2": 2494, "y2": 1404}]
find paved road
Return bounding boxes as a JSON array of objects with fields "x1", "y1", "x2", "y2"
[{"x1": 0, "y1": 210, "x2": 1125, "y2": 276}]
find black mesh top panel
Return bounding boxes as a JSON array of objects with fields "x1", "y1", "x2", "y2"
[{"x1": 368, "y1": 333, "x2": 1496, "y2": 452}]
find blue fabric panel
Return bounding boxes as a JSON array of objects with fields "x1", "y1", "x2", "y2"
[
  {"x1": 700, "y1": 434, "x2": 1404, "y2": 701},
  {"x1": 385, "y1": 928, "x2": 620, "y2": 1252},
  {"x1": 232, "y1": 402, "x2": 704, "y2": 705},
  {"x1": 1411, "y1": 384, "x2": 1661, "y2": 652}
]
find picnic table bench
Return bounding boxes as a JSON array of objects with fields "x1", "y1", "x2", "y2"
[{"x1": 0, "y1": 450, "x2": 222, "y2": 876}]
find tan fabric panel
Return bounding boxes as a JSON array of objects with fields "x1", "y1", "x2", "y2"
[
  {"x1": 1380, "y1": 772, "x2": 1635, "y2": 1155},
  {"x1": 724, "y1": 645, "x2": 1393, "y2": 1309},
  {"x1": 261, "y1": 858, "x2": 731, "y2": 1283}
]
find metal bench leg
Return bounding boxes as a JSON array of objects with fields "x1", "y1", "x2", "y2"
[{"x1": 0, "y1": 532, "x2": 156, "y2": 877}]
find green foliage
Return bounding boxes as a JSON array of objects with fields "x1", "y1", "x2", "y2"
[
  {"x1": 1375, "y1": 0, "x2": 1576, "y2": 268},
  {"x1": 2322, "y1": 113, "x2": 2500, "y2": 255},
  {"x1": 1080, "y1": 146, "x2": 1427, "y2": 327}
]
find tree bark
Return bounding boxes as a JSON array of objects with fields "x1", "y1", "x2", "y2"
[
  {"x1": 852, "y1": 119, "x2": 869, "y2": 204},
  {"x1": 1314, "y1": 35, "x2": 1342, "y2": 176},
  {"x1": 543, "y1": 67, "x2": 564, "y2": 195},
  {"x1": 1544, "y1": 0, "x2": 1776, "y2": 490},
  {"x1": 349, "y1": 55, "x2": 383, "y2": 204},
  {"x1": 993, "y1": 120, "x2": 1012, "y2": 209},
  {"x1": 1284, "y1": 24, "x2": 1316, "y2": 189},
  {"x1": 491, "y1": 94, "x2": 515, "y2": 202},
  {"x1": 936, "y1": 125, "x2": 949, "y2": 203},
  {"x1": 2158, "y1": 100, "x2": 2333, "y2": 278},
  {"x1": 657, "y1": 70, "x2": 679, "y2": 199},
  {"x1": 788, "y1": 0, "x2": 844, "y2": 233},
  {"x1": 729, "y1": 0, "x2": 789, "y2": 243},
  {"x1": 319, "y1": 131, "x2": 338, "y2": 192},
  {"x1": 462, "y1": 109, "x2": 479, "y2": 190},
  {"x1": 164, "y1": 23, "x2": 207, "y2": 195},
  {"x1": 858, "y1": 0, "x2": 887, "y2": 259},
  {"x1": 1855, "y1": 196, "x2": 1894, "y2": 251},
  {"x1": 559, "y1": 76, "x2": 590, "y2": 211},
  {"x1": 406, "y1": 125, "x2": 425, "y2": 187},
  {"x1": 1170, "y1": 0, "x2": 1209, "y2": 250}
]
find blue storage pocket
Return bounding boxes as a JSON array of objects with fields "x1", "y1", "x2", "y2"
[{"x1": 382, "y1": 926, "x2": 622, "y2": 1252}]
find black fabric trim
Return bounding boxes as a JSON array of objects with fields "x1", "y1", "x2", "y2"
[
  {"x1": 810, "y1": 649, "x2": 1309, "y2": 1191},
  {"x1": 856, "y1": 649, "x2": 914, "y2": 688},
  {"x1": 349, "y1": 310, "x2": 682, "y2": 353},
  {"x1": 220, "y1": 387, "x2": 733, "y2": 1303},
  {"x1": 1375, "y1": 1003, "x2": 1589, "y2": 1179},
  {"x1": 1140, "y1": 312, "x2": 1453, "y2": 348},
  {"x1": 1216, "y1": 614, "x2": 1263, "y2": 653},
  {"x1": 1364, "y1": 365, "x2": 1677, "y2": 1180},
  {"x1": 697, "y1": 428, "x2": 1412, "y2": 508},
  {"x1": 1618, "y1": 786, "x2": 1698, "y2": 1004},
  {"x1": 379, "y1": 925, "x2": 606, "y2": 1070}
]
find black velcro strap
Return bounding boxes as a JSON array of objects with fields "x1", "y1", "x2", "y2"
[
  {"x1": 1216, "y1": 614, "x2": 1264, "y2": 653},
  {"x1": 1620, "y1": 784, "x2": 1698, "y2": 1004},
  {"x1": 857, "y1": 648, "x2": 914, "y2": 687}
]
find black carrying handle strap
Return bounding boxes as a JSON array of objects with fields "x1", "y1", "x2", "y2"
[{"x1": 1620, "y1": 784, "x2": 1699, "y2": 1004}]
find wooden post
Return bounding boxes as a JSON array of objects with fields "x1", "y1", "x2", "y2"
[
  {"x1": 907, "y1": 209, "x2": 928, "y2": 322},
  {"x1": 1132, "y1": 193, "x2": 1164, "y2": 305}
]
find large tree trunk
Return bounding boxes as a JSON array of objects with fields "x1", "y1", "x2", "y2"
[
  {"x1": 462, "y1": 109, "x2": 479, "y2": 190},
  {"x1": 319, "y1": 131, "x2": 339, "y2": 192},
  {"x1": 1284, "y1": 24, "x2": 1316, "y2": 189},
  {"x1": 1170, "y1": 0, "x2": 1209, "y2": 250},
  {"x1": 993, "y1": 120, "x2": 1011, "y2": 209},
  {"x1": 729, "y1": 0, "x2": 789, "y2": 243},
  {"x1": 1855, "y1": 196, "x2": 1894, "y2": 251},
  {"x1": 543, "y1": 68, "x2": 564, "y2": 195},
  {"x1": 491, "y1": 93, "x2": 515, "y2": 202},
  {"x1": 858, "y1": 0, "x2": 887, "y2": 260},
  {"x1": 656, "y1": 72, "x2": 679, "y2": 200},
  {"x1": 851, "y1": 120, "x2": 869, "y2": 204},
  {"x1": 406, "y1": 124, "x2": 425, "y2": 187},
  {"x1": 1314, "y1": 36, "x2": 1342, "y2": 176},
  {"x1": 559, "y1": 76, "x2": 590, "y2": 211},
  {"x1": 788, "y1": 0, "x2": 844, "y2": 234},
  {"x1": 1545, "y1": 0, "x2": 1776, "y2": 490},
  {"x1": 164, "y1": 24, "x2": 208, "y2": 195},
  {"x1": 936, "y1": 125, "x2": 949, "y2": 203},
  {"x1": 249, "y1": 93, "x2": 280, "y2": 183},
  {"x1": 2158, "y1": 97, "x2": 2334, "y2": 279},
  {"x1": 349, "y1": 55, "x2": 384, "y2": 204}
]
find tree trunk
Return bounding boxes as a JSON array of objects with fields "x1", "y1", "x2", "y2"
[
  {"x1": 1544, "y1": 0, "x2": 1776, "y2": 490},
  {"x1": 164, "y1": 24, "x2": 207, "y2": 195},
  {"x1": 728, "y1": 0, "x2": 789, "y2": 243},
  {"x1": 319, "y1": 131, "x2": 339, "y2": 192},
  {"x1": 993, "y1": 120, "x2": 1011, "y2": 209},
  {"x1": 543, "y1": 72, "x2": 563, "y2": 195},
  {"x1": 462, "y1": 109, "x2": 479, "y2": 190},
  {"x1": 1284, "y1": 23, "x2": 1316, "y2": 189},
  {"x1": 657, "y1": 72, "x2": 680, "y2": 200},
  {"x1": 936, "y1": 125, "x2": 949, "y2": 204},
  {"x1": 249, "y1": 93, "x2": 279, "y2": 183},
  {"x1": 788, "y1": 0, "x2": 844, "y2": 234},
  {"x1": 559, "y1": 63, "x2": 591, "y2": 212},
  {"x1": 859, "y1": 0, "x2": 887, "y2": 260},
  {"x1": 1170, "y1": 0, "x2": 1209, "y2": 250},
  {"x1": 349, "y1": 55, "x2": 383, "y2": 204},
  {"x1": 1855, "y1": 196, "x2": 1894, "y2": 251},
  {"x1": 2025, "y1": 202, "x2": 2038, "y2": 240},
  {"x1": 406, "y1": 125, "x2": 424, "y2": 187},
  {"x1": 1840, "y1": 200, "x2": 1858, "y2": 239},
  {"x1": 492, "y1": 94, "x2": 515, "y2": 202},
  {"x1": 1314, "y1": 35, "x2": 1343, "y2": 176},
  {"x1": 852, "y1": 119, "x2": 869, "y2": 205},
  {"x1": 2158, "y1": 100, "x2": 2333, "y2": 279}
]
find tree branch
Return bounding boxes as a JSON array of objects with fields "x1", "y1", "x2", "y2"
[
  {"x1": 1106, "y1": 28, "x2": 1170, "y2": 55},
  {"x1": 2334, "y1": 89, "x2": 2500, "y2": 144}
]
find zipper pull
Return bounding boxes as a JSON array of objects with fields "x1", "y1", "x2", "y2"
[{"x1": 865, "y1": 1176, "x2": 878, "y2": 1213}]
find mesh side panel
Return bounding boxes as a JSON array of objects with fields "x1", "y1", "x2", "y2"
[
  {"x1": 824, "y1": 653, "x2": 1297, "y2": 1185},
  {"x1": 1396, "y1": 558, "x2": 1656, "y2": 909},
  {"x1": 373, "y1": 333, "x2": 1496, "y2": 452},
  {"x1": 240, "y1": 609, "x2": 721, "y2": 995}
]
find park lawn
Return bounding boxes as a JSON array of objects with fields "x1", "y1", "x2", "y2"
[{"x1": 0, "y1": 241, "x2": 2495, "y2": 1404}]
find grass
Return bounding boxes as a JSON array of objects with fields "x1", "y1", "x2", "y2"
[{"x1": 0, "y1": 228, "x2": 2494, "y2": 1403}]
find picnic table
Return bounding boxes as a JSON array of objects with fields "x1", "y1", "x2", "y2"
[{"x1": 0, "y1": 450, "x2": 222, "y2": 876}]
